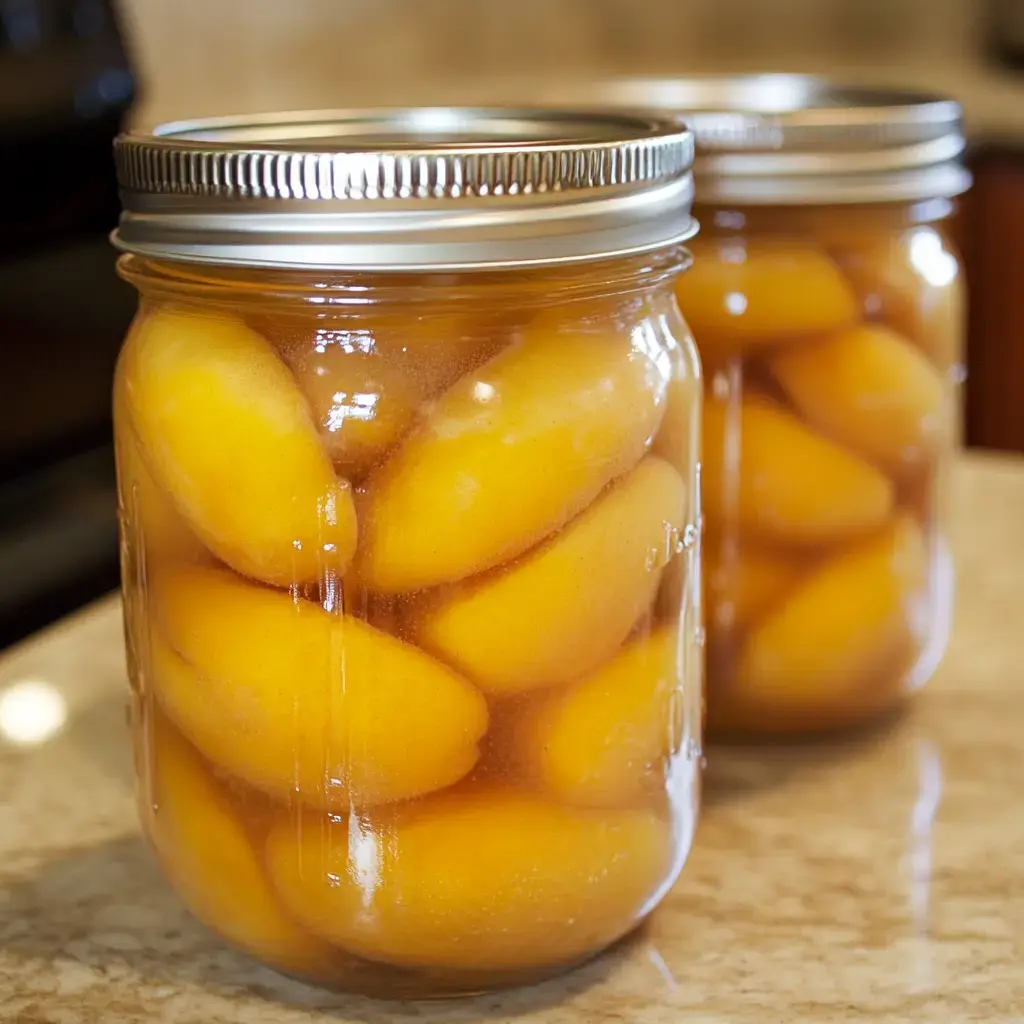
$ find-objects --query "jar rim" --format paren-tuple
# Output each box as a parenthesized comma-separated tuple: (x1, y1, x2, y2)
(530, 75, 971, 205)
(112, 107, 698, 270)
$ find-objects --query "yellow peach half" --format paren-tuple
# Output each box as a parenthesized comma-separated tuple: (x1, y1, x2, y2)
(730, 515, 928, 730)
(770, 323, 948, 475)
(416, 456, 686, 697)
(702, 394, 894, 547)
(509, 627, 685, 807)
(674, 238, 858, 355)
(113, 364, 205, 567)
(353, 313, 668, 592)
(149, 566, 488, 808)
(703, 540, 805, 637)
(118, 306, 357, 586)
(264, 784, 674, 971)
(143, 708, 338, 975)
(114, 427, 207, 568)
(835, 227, 965, 370)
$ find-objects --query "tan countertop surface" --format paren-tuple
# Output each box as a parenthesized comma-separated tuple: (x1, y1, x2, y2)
(1, 451, 1023, 1023)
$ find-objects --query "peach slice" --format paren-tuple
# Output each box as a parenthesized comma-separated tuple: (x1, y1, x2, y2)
(113, 364, 205, 566)
(143, 709, 337, 975)
(703, 540, 804, 636)
(836, 227, 965, 370)
(114, 428, 206, 567)
(118, 306, 357, 586)
(416, 456, 686, 696)
(771, 323, 947, 474)
(354, 312, 668, 592)
(675, 238, 858, 355)
(265, 784, 674, 971)
(149, 566, 488, 808)
(509, 627, 685, 807)
(731, 515, 928, 727)
(702, 394, 894, 547)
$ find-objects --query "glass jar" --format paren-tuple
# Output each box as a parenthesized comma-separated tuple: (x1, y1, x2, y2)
(567, 76, 969, 737)
(111, 110, 703, 996)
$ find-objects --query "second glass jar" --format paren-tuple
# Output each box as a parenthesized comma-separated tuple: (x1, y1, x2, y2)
(678, 199, 962, 735)
(556, 76, 969, 736)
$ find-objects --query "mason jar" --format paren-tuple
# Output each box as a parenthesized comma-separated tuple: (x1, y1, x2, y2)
(562, 76, 969, 737)
(111, 110, 703, 996)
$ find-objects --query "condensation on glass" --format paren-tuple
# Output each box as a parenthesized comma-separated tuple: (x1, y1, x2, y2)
(574, 76, 969, 737)
(110, 110, 704, 996)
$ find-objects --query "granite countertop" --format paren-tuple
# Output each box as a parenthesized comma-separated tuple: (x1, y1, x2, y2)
(1, 451, 1023, 1023)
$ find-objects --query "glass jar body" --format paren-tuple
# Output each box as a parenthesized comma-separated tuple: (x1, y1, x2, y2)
(115, 252, 703, 996)
(675, 201, 963, 737)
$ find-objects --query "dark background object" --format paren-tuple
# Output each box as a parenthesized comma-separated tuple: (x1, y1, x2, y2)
(0, 0, 136, 644)
(959, 145, 1024, 453)
(988, 0, 1024, 69)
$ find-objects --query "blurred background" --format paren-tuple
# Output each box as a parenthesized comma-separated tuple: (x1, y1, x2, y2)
(1, 0, 1022, 647)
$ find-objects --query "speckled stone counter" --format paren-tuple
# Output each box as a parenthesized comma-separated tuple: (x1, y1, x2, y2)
(1, 452, 1022, 1024)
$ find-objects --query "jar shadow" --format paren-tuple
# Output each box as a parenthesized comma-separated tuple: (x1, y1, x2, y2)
(702, 705, 909, 806)
(0, 832, 624, 1021)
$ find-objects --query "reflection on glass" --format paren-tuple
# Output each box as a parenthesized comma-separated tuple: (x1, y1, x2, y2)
(325, 391, 379, 429)
(0, 679, 68, 746)
(908, 230, 958, 289)
(724, 291, 748, 316)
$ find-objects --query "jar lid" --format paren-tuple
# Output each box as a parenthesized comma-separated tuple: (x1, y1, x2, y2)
(112, 108, 696, 270)
(539, 75, 970, 205)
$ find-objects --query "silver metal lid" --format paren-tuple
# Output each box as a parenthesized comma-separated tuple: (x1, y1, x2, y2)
(539, 75, 970, 205)
(112, 108, 696, 270)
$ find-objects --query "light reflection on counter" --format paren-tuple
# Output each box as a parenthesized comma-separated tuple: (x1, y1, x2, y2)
(906, 736, 943, 993)
(0, 678, 68, 746)
(646, 943, 680, 995)
(909, 736, 944, 930)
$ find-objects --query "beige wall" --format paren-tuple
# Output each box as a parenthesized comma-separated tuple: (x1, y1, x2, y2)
(117, 0, 985, 128)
